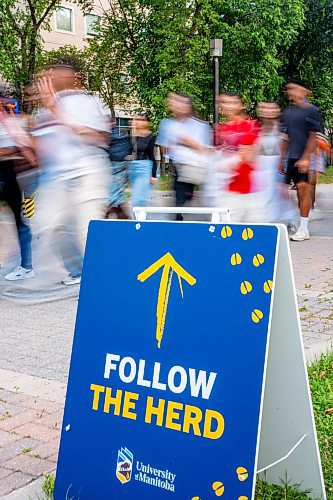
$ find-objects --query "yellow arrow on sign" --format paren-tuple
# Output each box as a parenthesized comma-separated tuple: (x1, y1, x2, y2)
(137, 252, 196, 348)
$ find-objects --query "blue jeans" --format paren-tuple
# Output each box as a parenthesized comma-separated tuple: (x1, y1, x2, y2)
(0, 161, 32, 269)
(129, 160, 152, 207)
(108, 161, 127, 206)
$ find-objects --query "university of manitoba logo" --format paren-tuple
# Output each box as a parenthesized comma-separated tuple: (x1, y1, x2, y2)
(116, 447, 133, 484)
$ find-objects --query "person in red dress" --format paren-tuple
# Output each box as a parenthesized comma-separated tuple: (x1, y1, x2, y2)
(214, 92, 262, 222)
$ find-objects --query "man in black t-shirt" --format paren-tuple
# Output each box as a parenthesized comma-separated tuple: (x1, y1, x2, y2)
(280, 79, 322, 241)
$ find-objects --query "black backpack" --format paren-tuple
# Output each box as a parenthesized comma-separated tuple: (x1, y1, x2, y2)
(109, 130, 132, 162)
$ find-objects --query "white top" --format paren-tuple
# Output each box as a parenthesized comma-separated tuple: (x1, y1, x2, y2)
(0, 121, 17, 149)
(34, 91, 110, 181)
(156, 117, 211, 164)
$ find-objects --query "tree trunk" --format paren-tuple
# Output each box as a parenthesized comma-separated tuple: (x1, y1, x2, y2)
(28, 36, 37, 87)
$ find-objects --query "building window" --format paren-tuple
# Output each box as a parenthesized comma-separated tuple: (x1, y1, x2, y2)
(56, 6, 73, 32)
(85, 14, 100, 36)
(116, 118, 131, 135)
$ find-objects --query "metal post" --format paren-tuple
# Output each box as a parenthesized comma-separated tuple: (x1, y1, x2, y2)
(213, 56, 220, 130)
(210, 39, 223, 145)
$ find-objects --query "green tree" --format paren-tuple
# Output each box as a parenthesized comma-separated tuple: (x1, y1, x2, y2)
(284, 0, 333, 130)
(0, 0, 92, 99)
(85, 31, 130, 115)
(40, 44, 89, 78)
(40, 41, 129, 116)
(89, 0, 305, 123)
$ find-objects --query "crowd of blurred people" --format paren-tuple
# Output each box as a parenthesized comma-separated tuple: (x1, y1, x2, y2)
(0, 58, 331, 286)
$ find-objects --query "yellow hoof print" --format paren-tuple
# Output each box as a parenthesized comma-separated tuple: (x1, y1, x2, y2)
(236, 466, 249, 482)
(252, 309, 263, 323)
(263, 280, 273, 293)
(221, 225, 232, 238)
(231, 253, 242, 266)
(242, 227, 254, 240)
(212, 481, 224, 496)
(253, 254, 264, 267)
(240, 281, 252, 295)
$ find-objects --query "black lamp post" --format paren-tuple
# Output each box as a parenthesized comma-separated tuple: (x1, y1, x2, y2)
(210, 39, 223, 134)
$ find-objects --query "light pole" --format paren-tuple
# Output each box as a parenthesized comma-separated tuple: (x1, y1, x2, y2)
(210, 39, 223, 136)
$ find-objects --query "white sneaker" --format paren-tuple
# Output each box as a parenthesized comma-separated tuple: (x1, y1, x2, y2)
(5, 266, 35, 281)
(290, 227, 310, 241)
(62, 275, 81, 286)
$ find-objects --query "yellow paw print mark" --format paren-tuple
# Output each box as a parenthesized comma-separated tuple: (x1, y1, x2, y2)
(251, 309, 264, 323)
(253, 254, 264, 267)
(240, 281, 252, 295)
(236, 466, 249, 481)
(263, 280, 273, 293)
(221, 225, 232, 238)
(191, 497, 201, 500)
(212, 481, 225, 496)
(238, 497, 249, 500)
(231, 253, 242, 265)
(242, 228, 254, 240)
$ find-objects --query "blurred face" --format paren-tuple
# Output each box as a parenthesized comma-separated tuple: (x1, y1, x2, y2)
(133, 116, 149, 130)
(218, 94, 245, 119)
(256, 102, 280, 120)
(285, 83, 308, 103)
(49, 66, 76, 92)
(167, 93, 192, 118)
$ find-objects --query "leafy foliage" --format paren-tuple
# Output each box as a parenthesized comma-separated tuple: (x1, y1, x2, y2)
(0, 0, 92, 98)
(284, 0, 333, 131)
(86, 0, 305, 123)
(0, 0, 332, 131)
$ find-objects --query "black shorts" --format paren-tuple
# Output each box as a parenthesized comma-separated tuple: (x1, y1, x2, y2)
(285, 158, 308, 185)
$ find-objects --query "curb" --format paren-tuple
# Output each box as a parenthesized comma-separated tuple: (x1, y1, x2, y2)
(2, 475, 48, 500)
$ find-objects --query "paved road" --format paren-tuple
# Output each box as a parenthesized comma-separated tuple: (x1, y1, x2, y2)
(0, 185, 332, 385)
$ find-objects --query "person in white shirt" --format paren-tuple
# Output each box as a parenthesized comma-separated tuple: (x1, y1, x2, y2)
(156, 92, 211, 220)
(34, 60, 110, 285)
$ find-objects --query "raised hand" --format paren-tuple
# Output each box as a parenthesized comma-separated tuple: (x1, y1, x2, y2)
(36, 76, 59, 113)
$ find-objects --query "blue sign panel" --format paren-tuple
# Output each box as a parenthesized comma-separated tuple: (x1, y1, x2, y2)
(55, 221, 279, 500)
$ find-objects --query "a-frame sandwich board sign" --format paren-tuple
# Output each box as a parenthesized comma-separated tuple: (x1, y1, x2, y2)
(55, 221, 326, 500)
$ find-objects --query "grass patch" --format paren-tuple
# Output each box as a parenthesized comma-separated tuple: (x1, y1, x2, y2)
(21, 447, 32, 454)
(308, 351, 333, 497)
(43, 473, 55, 500)
(255, 475, 313, 498)
(318, 166, 333, 184)
(156, 174, 173, 191)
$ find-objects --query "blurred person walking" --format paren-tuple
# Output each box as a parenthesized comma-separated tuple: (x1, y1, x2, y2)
(309, 132, 331, 218)
(129, 114, 157, 209)
(214, 92, 261, 222)
(0, 102, 36, 281)
(156, 92, 211, 220)
(34, 60, 110, 285)
(105, 118, 131, 219)
(255, 101, 297, 223)
(280, 79, 322, 241)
